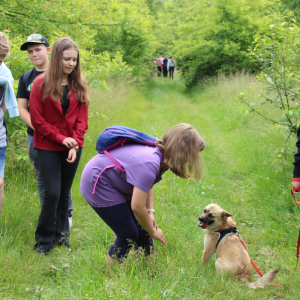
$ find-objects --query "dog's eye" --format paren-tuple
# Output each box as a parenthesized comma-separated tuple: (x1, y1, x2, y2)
(208, 213, 213, 217)
(203, 209, 207, 213)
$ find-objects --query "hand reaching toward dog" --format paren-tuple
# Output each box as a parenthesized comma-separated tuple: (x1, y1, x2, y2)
(151, 228, 167, 245)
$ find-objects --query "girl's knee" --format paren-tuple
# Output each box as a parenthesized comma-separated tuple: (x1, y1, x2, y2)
(44, 190, 60, 202)
(126, 227, 139, 243)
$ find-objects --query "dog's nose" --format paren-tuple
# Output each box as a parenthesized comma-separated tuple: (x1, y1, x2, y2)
(199, 216, 204, 221)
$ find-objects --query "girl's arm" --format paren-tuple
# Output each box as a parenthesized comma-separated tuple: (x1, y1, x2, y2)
(146, 187, 157, 228)
(30, 79, 66, 145)
(131, 186, 167, 245)
(72, 102, 88, 148)
(18, 98, 34, 129)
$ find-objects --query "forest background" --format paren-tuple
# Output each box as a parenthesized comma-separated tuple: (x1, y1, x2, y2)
(1, 0, 300, 299)
(2, 0, 300, 137)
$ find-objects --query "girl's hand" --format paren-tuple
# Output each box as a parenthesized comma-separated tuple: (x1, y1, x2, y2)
(62, 137, 78, 148)
(292, 179, 300, 190)
(151, 228, 167, 245)
(148, 212, 157, 228)
(67, 147, 77, 164)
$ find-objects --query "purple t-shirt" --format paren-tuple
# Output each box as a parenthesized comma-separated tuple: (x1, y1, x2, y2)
(80, 144, 166, 208)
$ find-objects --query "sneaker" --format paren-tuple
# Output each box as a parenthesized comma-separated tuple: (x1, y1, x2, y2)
(68, 217, 72, 229)
(34, 246, 50, 255)
(36, 249, 49, 255)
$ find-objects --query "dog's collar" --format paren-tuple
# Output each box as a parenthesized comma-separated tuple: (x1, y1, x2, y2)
(211, 227, 237, 248)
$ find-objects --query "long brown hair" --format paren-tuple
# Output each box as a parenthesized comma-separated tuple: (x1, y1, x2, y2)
(156, 123, 205, 181)
(42, 37, 89, 105)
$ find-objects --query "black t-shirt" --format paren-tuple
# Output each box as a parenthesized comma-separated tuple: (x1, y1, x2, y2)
(61, 85, 70, 116)
(17, 68, 44, 136)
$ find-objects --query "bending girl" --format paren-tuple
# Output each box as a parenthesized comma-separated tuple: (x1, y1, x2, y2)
(30, 37, 89, 254)
(80, 123, 205, 261)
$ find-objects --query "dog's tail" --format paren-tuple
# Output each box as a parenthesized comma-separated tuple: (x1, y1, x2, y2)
(247, 269, 279, 289)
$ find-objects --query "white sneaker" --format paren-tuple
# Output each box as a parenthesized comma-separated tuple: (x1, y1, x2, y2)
(68, 217, 72, 230)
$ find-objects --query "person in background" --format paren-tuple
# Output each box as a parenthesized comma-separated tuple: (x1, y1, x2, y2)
(0, 32, 19, 216)
(17, 34, 74, 231)
(30, 37, 89, 254)
(167, 56, 175, 80)
(80, 123, 205, 262)
(152, 59, 157, 78)
(162, 56, 168, 78)
(292, 126, 300, 191)
(157, 57, 162, 77)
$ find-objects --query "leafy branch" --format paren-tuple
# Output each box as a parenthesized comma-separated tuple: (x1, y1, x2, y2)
(240, 14, 300, 140)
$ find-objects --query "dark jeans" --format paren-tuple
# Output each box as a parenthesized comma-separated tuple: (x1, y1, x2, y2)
(157, 66, 162, 77)
(91, 200, 154, 259)
(27, 134, 73, 227)
(34, 148, 82, 252)
(169, 66, 175, 79)
(163, 66, 168, 78)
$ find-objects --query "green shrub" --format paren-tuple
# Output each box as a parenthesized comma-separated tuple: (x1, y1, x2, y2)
(240, 14, 300, 140)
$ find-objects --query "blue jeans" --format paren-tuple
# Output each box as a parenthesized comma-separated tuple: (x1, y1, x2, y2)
(27, 134, 73, 217)
(91, 200, 154, 259)
(0, 146, 6, 178)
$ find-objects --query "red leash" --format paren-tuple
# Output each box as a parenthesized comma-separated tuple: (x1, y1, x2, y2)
(236, 182, 300, 285)
(237, 231, 299, 285)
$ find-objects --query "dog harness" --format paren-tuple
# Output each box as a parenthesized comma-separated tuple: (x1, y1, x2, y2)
(211, 227, 237, 248)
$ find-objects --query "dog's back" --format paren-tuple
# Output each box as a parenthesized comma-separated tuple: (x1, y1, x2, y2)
(215, 233, 252, 280)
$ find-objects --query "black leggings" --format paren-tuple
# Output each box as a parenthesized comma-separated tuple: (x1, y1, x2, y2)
(34, 148, 82, 252)
(92, 200, 154, 259)
(163, 66, 168, 77)
(169, 66, 175, 79)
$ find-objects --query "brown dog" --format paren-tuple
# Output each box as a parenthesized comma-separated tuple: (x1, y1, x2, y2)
(198, 203, 279, 288)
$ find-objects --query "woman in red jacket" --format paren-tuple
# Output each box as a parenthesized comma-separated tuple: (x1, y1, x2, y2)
(30, 37, 89, 254)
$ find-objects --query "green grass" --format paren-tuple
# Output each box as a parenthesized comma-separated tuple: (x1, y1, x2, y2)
(0, 74, 299, 299)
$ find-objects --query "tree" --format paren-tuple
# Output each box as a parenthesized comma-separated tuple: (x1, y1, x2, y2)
(279, 0, 300, 22)
(239, 14, 300, 140)
(1, 0, 160, 83)
(173, 0, 274, 86)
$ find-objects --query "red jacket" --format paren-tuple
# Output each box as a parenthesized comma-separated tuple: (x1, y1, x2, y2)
(30, 75, 88, 151)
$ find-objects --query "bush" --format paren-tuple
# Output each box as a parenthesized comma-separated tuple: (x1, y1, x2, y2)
(239, 14, 300, 140)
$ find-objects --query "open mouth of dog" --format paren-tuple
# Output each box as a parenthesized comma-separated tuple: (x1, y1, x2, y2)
(198, 219, 214, 229)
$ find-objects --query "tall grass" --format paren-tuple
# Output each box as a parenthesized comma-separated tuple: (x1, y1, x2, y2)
(0, 74, 299, 299)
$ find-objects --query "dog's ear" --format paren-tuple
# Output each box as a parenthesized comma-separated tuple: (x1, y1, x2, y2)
(221, 210, 232, 219)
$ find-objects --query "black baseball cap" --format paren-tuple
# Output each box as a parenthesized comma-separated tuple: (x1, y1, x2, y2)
(20, 34, 49, 51)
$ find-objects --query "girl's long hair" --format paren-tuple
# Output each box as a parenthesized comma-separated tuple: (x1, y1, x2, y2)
(156, 123, 205, 181)
(42, 37, 89, 105)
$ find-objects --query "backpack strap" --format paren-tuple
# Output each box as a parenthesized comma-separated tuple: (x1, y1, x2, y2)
(92, 150, 125, 195)
(103, 150, 125, 172)
(92, 149, 164, 196)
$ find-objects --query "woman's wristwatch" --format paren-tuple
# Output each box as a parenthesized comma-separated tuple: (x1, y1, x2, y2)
(73, 145, 79, 152)
(147, 208, 155, 214)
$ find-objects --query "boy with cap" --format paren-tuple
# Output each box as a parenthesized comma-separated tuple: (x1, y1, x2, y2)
(17, 34, 74, 231)
(0, 32, 19, 216)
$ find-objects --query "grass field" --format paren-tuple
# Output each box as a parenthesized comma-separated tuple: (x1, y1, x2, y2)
(1, 73, 299, 299)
